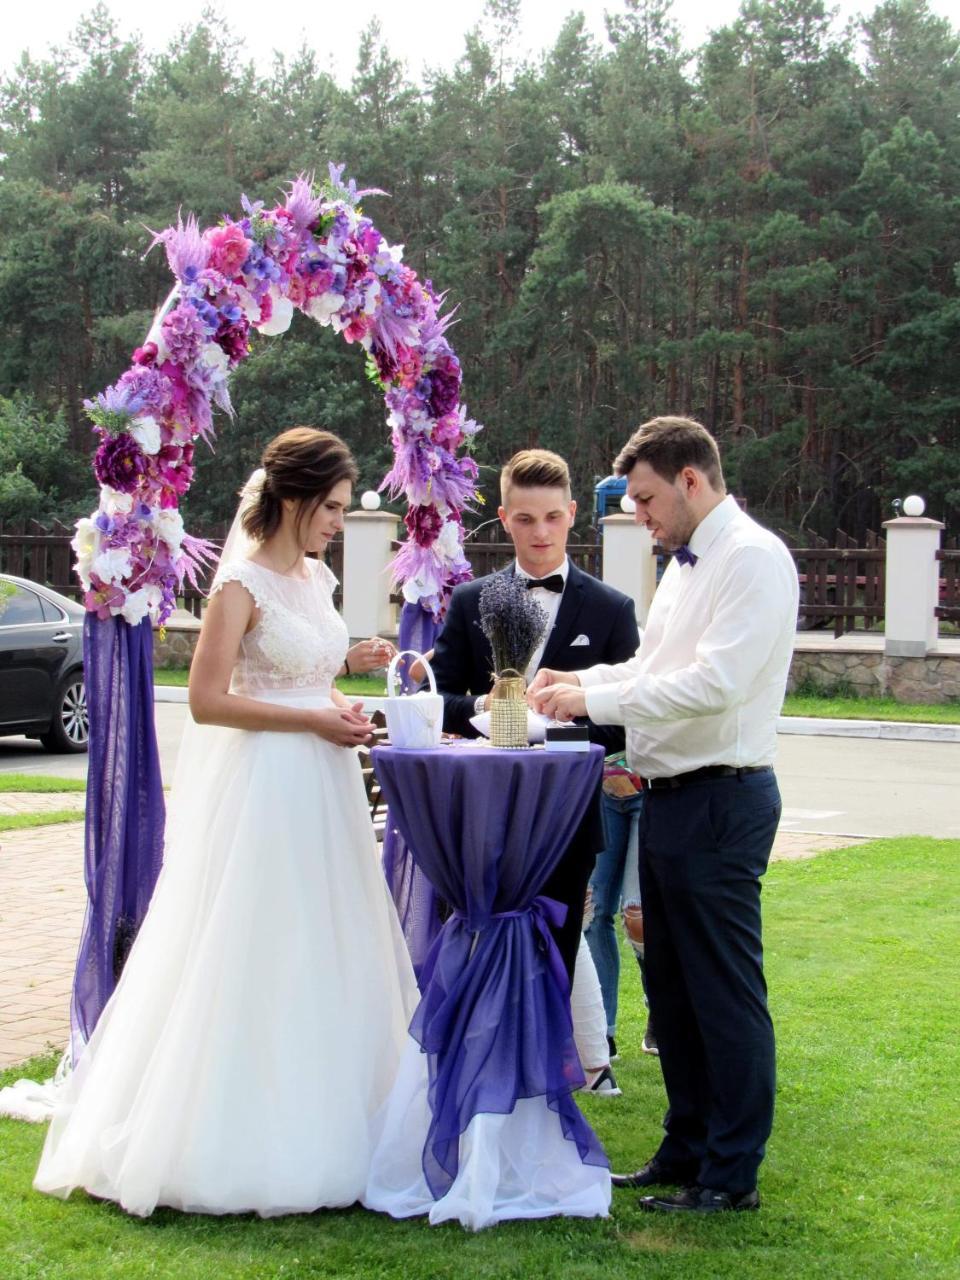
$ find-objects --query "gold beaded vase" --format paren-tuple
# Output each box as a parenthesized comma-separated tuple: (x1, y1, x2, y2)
(489, 668, 528, 749)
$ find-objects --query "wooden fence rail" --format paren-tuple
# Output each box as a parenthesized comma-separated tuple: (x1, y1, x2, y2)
(935, 548, 960, 622)
(2, 521, 952, 639)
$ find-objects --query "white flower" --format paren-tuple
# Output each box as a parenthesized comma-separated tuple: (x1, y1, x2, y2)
(435, 519, 463, 560)
(235, 285, 262, 322)
(129, 414, 162, 455)
(120, 588, 152, 626)
(92, 546, 134, 585)
(100, 486, 133, 515)
(155, 509, 185, 555)
(374, 242, 403, 273)
(201, 341, 230, 376)
(72, 518, 100, 590)
(306, 292, 343, 326)
(257, 292, 294, 336)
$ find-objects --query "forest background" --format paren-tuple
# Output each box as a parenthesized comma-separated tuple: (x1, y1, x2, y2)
(1, 0, 958, 540)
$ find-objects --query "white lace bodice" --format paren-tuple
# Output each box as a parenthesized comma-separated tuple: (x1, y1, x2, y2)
(210, 558, 348, 696)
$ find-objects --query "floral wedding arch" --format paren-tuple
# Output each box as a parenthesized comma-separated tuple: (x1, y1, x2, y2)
(70, 168, 481, 1053)
(74, 165, 480, 627)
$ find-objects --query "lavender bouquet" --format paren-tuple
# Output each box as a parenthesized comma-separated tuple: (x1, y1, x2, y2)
(479, 574, 549, 677)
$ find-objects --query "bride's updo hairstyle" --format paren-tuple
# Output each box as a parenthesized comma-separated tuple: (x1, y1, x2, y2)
(242, 427, 359, 544)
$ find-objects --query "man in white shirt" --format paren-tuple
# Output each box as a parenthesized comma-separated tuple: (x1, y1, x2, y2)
(531, 417, 798, 1214)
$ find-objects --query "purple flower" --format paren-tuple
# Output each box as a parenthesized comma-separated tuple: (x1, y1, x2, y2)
(404, 504, 445, 547)
(162, 303, 207, 365)
(93, 434, 147, 493)
(426, 359, 461, 418)
(284, 173, 324, 230)
(326, 162, 388, 206)
(216, 315, 250, 364)
(114, 364, 171, 417)
(146, 211, 210, 283)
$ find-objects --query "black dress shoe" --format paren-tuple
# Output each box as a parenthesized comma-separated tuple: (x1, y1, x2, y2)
(610, 1157, 699, 1189)
(639, 1184, 760, 1213)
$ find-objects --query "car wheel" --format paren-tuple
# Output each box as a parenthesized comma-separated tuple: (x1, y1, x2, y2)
(40, 671, 89, 754)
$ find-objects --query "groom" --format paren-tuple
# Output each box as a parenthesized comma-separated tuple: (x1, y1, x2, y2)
(430, 448, 640, 978)
(532, 418, 799, 1213)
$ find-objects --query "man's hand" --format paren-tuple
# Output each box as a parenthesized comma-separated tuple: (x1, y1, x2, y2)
(533, 683, 588, 722)
(526, 668, 581, 700)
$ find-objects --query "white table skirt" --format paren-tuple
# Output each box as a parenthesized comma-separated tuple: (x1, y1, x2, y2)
(364, 1036, 611, 1231)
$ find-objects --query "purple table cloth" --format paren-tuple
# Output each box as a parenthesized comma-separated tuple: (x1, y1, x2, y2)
(372, 740, 608, 1200)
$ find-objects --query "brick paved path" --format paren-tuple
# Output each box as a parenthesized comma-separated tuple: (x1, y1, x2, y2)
(0, 821, 86, 1068)
(0, 812, 865, 1071)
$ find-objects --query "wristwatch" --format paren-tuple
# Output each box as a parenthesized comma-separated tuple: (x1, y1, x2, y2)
(474, 694, 487, 716)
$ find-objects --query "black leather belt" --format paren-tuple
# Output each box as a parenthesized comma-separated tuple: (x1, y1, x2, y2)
(643, 765, 773, 791)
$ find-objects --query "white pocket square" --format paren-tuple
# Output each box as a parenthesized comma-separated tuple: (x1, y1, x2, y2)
(570, 634, 590, 646)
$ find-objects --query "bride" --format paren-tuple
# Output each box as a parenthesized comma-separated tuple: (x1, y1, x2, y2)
(34, 426, 418, 1217)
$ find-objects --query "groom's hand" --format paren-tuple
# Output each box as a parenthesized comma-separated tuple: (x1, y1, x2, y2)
(533, 682, 588, 722)
(526, 668, 580, 701)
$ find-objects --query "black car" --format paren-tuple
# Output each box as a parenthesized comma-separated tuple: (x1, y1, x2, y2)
(0, 573, 88, 753)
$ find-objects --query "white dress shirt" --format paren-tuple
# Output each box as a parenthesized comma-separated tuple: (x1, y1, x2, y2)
(580, 497, 798, 778)
(514, 557, 569, 683)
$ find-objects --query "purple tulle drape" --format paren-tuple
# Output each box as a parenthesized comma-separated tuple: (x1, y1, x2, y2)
(381, 600, 445, 981)
(372, 741, 609, 1200)
(395, 600, 440, 691)
(71, 615, 166, 1062)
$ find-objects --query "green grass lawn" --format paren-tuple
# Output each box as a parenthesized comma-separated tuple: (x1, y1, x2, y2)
(781, 693, 960, 723)
(0, 775, 86, 793)
(1, 837, 957, 1279)
(0, 810, 82, 833)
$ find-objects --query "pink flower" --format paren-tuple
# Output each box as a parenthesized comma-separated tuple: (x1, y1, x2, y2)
(432, 412, 463, 448)
(343, 314, 371, 344)
(205, 223, 250, 278)
(286, 274, 307, 307)
(84, 580, 125, 620)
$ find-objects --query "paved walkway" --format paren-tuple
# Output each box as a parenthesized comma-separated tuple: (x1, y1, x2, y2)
(0, 814, 865, 1070)
(0, 822, 86, 1068)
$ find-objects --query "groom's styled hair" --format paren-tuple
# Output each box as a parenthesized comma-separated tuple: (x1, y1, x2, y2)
(614, 417, 725, 492)
(500, 449, 572, 507)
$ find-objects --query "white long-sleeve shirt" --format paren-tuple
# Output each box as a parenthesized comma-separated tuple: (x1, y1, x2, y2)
(580, 496, 798, 779)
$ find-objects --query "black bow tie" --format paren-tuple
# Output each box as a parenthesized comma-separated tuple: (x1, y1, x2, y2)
(674, 545, 698, 567)
(525, 574, 564, 594)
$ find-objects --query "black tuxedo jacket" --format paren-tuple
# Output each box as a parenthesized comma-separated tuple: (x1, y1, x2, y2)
(431, 563, 641, 754)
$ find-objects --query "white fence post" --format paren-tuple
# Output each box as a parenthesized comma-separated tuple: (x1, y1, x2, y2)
(601, 514, 657, 626)
(342, 511, 400, 640)
(882, 514, 944, 656)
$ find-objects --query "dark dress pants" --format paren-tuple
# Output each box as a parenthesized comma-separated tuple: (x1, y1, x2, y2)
(638, 769, 782, 1193)
(540, 786, 605, 984)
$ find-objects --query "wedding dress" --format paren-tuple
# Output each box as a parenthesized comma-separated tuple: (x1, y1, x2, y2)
(34, 556, 418, 1217)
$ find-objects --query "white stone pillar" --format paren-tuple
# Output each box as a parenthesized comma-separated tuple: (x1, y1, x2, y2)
(601, 514, 657, 626)
(882, 515, 944, 656)
(342, 510, 400, 641)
